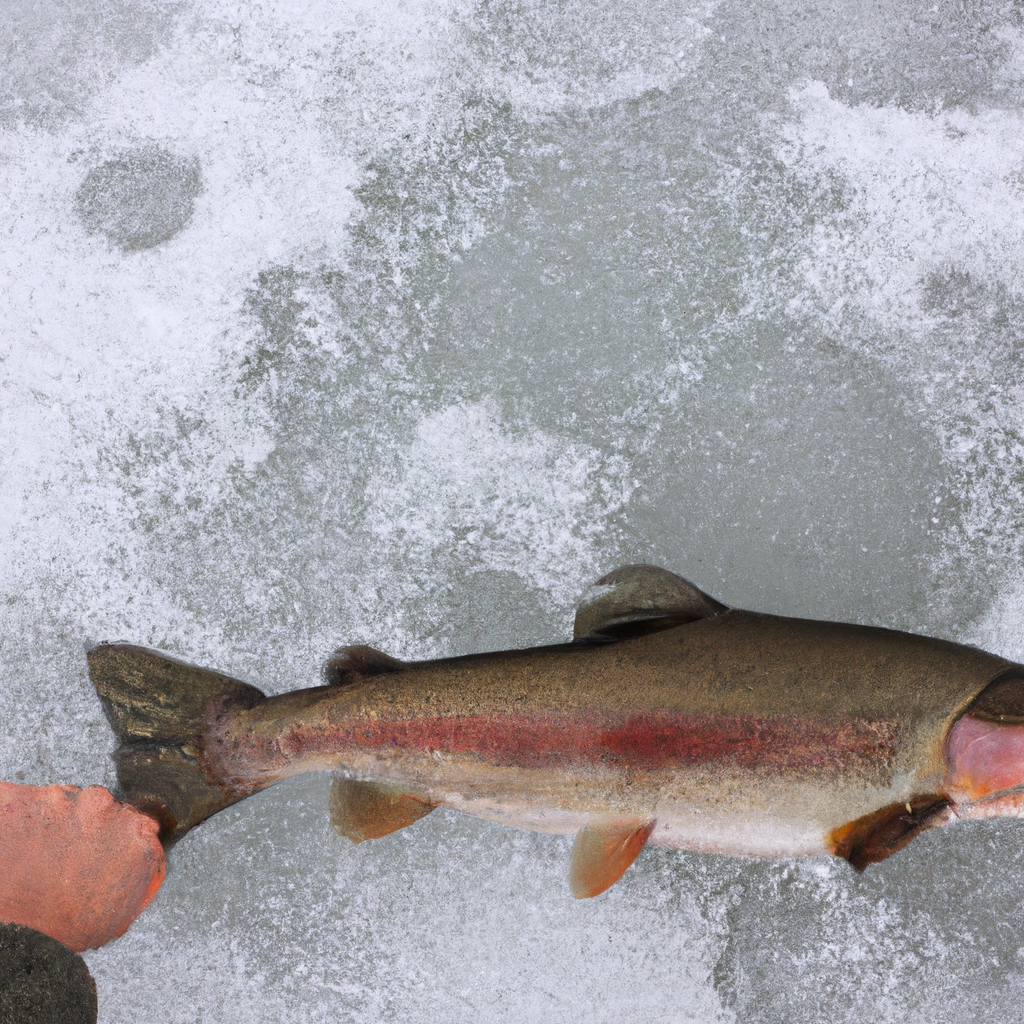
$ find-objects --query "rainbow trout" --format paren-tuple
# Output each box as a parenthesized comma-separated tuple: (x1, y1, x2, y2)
(89, 565, 1024, 898)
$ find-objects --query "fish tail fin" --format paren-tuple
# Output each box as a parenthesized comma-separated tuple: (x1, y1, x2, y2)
(87, 643, 266, 848)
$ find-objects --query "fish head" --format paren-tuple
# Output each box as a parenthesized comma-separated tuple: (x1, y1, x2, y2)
(946, 669, 1024, 804)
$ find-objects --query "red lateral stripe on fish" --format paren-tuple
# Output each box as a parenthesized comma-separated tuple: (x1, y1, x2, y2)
(266, 711, 901, 774)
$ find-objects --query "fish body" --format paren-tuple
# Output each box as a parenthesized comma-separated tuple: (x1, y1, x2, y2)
(89, 566, 1024, 897)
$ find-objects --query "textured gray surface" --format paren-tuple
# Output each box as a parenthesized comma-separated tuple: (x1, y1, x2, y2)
(75, 146, 202, 251)
(3, 0, 1024, 1020)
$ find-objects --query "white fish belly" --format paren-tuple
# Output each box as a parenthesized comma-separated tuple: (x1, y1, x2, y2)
(409, 765, 913, 860)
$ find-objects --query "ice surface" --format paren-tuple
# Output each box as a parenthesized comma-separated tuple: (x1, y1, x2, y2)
(5, 0, 1024, 1020)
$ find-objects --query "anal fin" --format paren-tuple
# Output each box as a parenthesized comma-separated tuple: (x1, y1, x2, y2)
(828, 795, 951, 871)
(568, 819, 656, 898)
(330, 778, 436, 844)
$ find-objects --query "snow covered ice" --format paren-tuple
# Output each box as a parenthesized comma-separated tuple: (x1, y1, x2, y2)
(4, 0, 1024, 1020)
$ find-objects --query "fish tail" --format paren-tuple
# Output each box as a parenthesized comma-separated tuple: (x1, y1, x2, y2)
(87, 643, 266, 848)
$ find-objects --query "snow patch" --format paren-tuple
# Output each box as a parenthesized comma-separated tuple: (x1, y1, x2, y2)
(366, 401, 634, 606)
(779, 81, 1024, 328)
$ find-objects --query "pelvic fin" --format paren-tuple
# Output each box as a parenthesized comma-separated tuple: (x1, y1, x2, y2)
(568, 819, 656, 898)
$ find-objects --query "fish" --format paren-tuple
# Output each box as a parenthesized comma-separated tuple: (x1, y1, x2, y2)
(88, 564, 1024, 899)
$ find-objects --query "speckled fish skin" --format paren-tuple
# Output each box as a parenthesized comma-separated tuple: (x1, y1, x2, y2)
(198, 609, 1016, 859)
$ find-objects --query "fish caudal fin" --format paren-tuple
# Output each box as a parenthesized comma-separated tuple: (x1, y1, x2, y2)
(87, 643, 266, 847)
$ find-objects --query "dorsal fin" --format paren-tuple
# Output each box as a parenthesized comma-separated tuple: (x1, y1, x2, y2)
(329, 778, 436, 843)
(573, 565, 727, 641)
(568, 819, 657, 898)
(324, 645, 404, 687)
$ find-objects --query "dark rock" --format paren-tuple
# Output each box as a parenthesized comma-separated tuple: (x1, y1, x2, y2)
(0, 922, 97, 1024)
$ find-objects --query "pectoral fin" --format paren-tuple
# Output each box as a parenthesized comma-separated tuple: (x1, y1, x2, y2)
(329, 778, 436, 844)
(568, 819, 657, 898)
(828, 795, 951, 871)
(574, 565, 726, 641)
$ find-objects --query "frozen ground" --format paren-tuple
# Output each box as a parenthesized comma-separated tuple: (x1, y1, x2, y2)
(4, 0, 1024, 1020)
